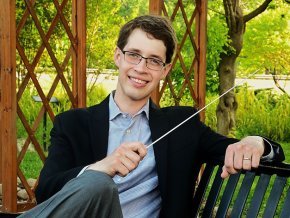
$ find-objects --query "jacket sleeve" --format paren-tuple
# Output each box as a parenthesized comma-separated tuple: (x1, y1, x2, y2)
(261, 137, 285, 162)
(195, 112, 285, 163)
(35, 115, 85, 204)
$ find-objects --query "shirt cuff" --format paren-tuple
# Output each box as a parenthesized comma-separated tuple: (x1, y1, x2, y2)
(77, 165, 90, 177)
(260, 137, 274, 161)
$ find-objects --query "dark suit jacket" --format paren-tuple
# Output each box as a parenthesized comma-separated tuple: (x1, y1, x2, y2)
(35, 95, 284, 218)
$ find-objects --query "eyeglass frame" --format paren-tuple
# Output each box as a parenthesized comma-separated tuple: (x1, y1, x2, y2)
(119, 49, 166, 71)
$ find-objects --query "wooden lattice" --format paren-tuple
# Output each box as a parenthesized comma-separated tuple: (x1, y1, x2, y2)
(150, 0, 207, 120)
(1, 0, 85, 212)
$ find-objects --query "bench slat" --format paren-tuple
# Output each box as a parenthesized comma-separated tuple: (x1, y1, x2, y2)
(246, 174, 271, 217)
(216, 172, 241, 217)
(192, 163, 215, 215)
(194, 160, 290, 217)
(263, 176, 287, 218)
(231, 172, 255, 217)
(280, 186, 290, 218)
(202, 166, 224, 218)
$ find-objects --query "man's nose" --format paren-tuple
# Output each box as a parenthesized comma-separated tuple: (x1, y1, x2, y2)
(134, 58, 147, 71)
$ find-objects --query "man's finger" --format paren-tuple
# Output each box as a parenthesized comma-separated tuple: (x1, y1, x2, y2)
(242, 154, 252, 170)
(221, 166, 230, 179)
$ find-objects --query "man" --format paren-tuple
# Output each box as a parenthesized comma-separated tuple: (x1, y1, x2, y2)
(20, 15, 284, 218)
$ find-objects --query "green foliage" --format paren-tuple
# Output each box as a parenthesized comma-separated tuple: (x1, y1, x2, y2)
(206, 9, 229, 93)
(282, 142, 290, 162)
(16, 0, 71, 65)
(161, 86, 290, 142)
(17, 85, 62, 148)
(160, 88, 195, 107)
(87, 84, 109, 106)
(86, 0, 123, 69)
(86, 0, 148, 69)
(204, 94, 219, 131)
(238, 1, 290, 75)
(203, 86, 290, 142)
(235, 86, 290, 141)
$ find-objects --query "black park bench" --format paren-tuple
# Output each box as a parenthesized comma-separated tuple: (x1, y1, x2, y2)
(192, 159, 290, 217)
(1, 160, 290, 218)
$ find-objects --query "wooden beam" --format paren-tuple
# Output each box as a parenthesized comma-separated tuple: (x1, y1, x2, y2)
(149, 0, 163, 15)
(72, 0, 87, 108)
(194, 0, 207, 122)
(198, 0, 207, 122)
(0, 0, 18, 212)
(149, 0, 163, 106)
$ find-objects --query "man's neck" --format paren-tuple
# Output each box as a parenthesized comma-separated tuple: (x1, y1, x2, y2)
(113, 91, 148, 115)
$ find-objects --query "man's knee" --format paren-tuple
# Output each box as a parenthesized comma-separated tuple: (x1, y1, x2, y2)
(77, 170, 118, 200)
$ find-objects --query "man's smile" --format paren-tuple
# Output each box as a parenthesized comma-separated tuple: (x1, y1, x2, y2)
(129, 76, 149, 85)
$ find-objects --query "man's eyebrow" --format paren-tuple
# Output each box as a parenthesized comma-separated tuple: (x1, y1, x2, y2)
(125, 48, 141, 53)
(149, 54, 164, 61)
(126, 48, 164, 61)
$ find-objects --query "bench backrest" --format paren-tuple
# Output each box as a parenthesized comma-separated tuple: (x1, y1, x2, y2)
(192, 160, 290, 217)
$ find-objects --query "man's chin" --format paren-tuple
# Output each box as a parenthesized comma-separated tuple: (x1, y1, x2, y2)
(127, 92, 150, 102)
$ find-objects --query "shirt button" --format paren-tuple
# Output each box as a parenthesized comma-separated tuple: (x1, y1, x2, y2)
(126, 129, 131, 134)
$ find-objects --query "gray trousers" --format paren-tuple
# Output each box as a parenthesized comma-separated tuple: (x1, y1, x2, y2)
(19, 170, 123, 218)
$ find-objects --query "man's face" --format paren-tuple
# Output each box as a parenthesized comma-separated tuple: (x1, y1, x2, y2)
(114, 28, 171, 104)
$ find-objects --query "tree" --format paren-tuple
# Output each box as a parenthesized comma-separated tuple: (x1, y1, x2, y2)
(239, 2, 290, 74)
(86, 0, 148, 70)
(216, 0, 277, 136)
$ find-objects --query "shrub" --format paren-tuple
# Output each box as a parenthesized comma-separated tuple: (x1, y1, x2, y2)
(235, 86, 290, 141)
(87, 84, 108, 106)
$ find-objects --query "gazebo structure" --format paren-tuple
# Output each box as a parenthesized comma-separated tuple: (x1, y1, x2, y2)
(0, 0, 207, 214)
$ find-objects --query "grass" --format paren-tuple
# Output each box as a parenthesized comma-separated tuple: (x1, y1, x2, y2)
(19, 151, 44, 179)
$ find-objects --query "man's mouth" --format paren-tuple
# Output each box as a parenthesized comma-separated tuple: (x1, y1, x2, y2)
(129, 76, 148, 85)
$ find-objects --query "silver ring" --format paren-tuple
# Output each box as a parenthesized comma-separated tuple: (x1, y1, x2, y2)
(243, 157, 251, 161)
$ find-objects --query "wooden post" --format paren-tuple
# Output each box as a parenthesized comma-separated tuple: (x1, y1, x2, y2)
(149, 0, 163, 106)
(0, 0, 18, 212)
(72, 0, 87, 108)
(149, 0, 163, 15)
(194, 0, 207, 122)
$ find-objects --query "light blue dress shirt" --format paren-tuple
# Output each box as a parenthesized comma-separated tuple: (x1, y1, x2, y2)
(107, 93, 161, 218)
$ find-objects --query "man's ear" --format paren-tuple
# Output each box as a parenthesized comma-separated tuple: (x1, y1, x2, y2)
(114, 47, 121, 67)
(161, 63, 172, 80)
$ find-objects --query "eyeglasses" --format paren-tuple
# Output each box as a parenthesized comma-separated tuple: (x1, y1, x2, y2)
(120, 50, 166, 71)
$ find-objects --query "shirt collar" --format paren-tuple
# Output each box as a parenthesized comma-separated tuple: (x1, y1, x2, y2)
(109, 91, 150, 121)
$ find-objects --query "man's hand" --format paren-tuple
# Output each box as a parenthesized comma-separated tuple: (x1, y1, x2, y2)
(221, 136, 264, 179)
(87, 142, 147, 177)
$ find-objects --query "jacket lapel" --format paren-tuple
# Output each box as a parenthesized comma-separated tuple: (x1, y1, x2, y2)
(88, 96, 110, 161)
(149, 102, 169, 201)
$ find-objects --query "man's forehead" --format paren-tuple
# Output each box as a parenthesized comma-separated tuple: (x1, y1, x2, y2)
(125, 29, 166, 58)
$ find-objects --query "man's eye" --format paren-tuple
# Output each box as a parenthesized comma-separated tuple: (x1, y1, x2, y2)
(128, 53, 140, 59)
(149, 58, 162, 66)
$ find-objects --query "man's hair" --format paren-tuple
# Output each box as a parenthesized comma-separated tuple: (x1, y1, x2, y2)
(117, 15, 177, 64)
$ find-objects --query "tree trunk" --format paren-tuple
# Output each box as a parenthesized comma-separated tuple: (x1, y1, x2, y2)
(216, 55, 239, 135)
(216, 0, 273, 136)
(217, 0, 244, 135)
